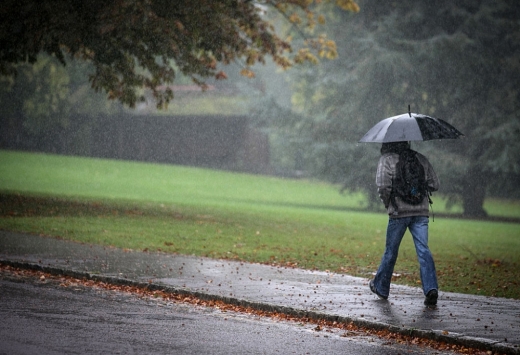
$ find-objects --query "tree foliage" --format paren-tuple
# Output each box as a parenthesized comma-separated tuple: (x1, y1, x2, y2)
(0, 0, 358, 108)
(0, 54, 123, 155)
(262, 0, 520, 216)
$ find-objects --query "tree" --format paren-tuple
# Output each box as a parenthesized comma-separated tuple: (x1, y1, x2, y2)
(0, 54, 123, 154)
(358, 0, 520, 217)
(270, 0, 520, 216)
(0, 0, 358, 108)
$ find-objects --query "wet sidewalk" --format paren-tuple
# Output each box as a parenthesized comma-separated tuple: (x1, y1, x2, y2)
(1, 231, 519, 354)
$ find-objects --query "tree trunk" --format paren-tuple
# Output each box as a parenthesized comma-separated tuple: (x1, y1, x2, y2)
(462, 166, 488, 217)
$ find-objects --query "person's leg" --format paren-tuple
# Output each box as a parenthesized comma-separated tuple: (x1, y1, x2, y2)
(408, 216, 438, 296)
(372, 217, 408, 297)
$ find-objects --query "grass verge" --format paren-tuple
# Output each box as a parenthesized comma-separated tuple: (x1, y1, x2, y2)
(1, 150, 519, 299)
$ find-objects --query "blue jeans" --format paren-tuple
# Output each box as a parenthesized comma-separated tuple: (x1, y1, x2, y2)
(373, 216, 438, 297)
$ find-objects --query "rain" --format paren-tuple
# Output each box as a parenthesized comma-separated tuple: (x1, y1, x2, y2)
(2, 3, 518, 216)
(1, 1, 519, 354)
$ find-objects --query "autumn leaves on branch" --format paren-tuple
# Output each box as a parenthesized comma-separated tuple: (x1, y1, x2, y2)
(0, 0, 358, 108)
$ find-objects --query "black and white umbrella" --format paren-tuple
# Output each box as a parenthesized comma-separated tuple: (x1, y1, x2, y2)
(359, 111, 464, 143)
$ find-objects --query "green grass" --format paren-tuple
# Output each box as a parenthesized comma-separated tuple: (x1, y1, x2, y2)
(1, 150, 519, 299)
(0, 150, 365, 210)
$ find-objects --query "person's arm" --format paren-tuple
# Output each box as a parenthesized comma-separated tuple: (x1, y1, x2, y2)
(418, 154, 440, 192)
(426, 162, 440, 192)
(376, 154, 394, 208)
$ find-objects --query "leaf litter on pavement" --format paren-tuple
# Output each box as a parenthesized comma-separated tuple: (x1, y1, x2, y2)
(0, 263, 505, 355)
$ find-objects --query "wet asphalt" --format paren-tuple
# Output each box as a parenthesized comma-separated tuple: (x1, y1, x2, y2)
(2, 278, 463, 355)
(1, 230, 519, 354)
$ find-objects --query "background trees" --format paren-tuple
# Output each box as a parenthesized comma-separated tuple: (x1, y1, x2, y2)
(0, 0, 358, 108)
(258, 0, 520, 216)
(0, 55, 121, 154)
(1, 0, 518, 217)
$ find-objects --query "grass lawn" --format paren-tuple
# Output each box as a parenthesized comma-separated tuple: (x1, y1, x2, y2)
(1, 150, 519, 299)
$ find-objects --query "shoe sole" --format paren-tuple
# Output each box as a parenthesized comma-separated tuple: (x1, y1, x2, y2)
(369, 280, 388, 300)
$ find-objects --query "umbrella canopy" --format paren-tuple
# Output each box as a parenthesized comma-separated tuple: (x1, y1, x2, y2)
(359, 113, 464, 143)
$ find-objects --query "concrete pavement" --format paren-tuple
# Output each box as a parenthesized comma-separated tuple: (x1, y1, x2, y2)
(1, 230, 519, 354)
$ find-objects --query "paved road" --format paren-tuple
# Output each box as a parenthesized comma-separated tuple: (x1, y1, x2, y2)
(0, 277, 460, 355)
(1, 231, 519, 354)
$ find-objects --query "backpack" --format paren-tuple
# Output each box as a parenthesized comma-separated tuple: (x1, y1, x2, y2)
(390, 149, 432, 210)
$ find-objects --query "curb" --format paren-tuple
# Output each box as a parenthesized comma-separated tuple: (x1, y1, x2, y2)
(2, 259, 518, 355)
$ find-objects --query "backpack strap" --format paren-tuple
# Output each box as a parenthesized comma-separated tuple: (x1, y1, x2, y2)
(390, 187, 398, 212)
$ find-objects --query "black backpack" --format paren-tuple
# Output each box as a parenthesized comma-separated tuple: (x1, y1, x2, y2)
(390, 149, 432, 210)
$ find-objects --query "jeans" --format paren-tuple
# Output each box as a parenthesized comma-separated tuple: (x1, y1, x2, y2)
(373, 216, 438, 297)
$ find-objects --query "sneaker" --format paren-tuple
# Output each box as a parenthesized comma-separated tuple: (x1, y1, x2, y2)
(369, 279, 388, 300)
(424, 289, 438, 306)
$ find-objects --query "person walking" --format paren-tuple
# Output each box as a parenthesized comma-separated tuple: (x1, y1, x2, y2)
(369, 141, 440, 306)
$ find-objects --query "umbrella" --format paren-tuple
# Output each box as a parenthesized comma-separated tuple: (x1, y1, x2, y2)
(359, 111, 464, 143)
